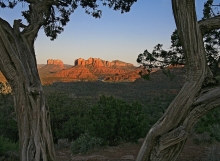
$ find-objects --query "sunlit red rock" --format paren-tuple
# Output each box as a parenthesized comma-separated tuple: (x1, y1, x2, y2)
(52, 65, 97, 80)
(43, 59, 66, 73)
(40, 58, 151, 84)
(74, 58, 134, 68)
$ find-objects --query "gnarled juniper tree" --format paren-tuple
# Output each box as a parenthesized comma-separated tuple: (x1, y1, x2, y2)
(0, 0, 136, 160)
(136, 0, 220, 160)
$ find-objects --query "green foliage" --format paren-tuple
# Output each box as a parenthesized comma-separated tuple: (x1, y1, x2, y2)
(143, 96, 172, 130)
(140, 74, 151, 81)
(0, 83, 18, 142)
(215, 75, 220, 81)
(1, 0, 137, 40)
(162, 69, 175, 81)
(194, 107, 220, 143)
(88, 95, 147, 146)
(137, 45, 168, 71)
(47, 92, 92, 143)
(137, 0, 220, 77)
(71, 133, 103, 154)
(48, 93, 148, 146)
(0, 135, 18, 157)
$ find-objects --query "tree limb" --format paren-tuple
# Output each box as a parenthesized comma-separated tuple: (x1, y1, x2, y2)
(198, 15, 220, 35)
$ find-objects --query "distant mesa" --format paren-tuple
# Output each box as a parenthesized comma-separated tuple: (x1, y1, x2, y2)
(47, 59, 64, 66)
(0, 57, 184, 84)
(23, 57, 152, 84)
(74, 57, 134, 68)
(43, 59, 66, 73)
(44, 57, 146, 83)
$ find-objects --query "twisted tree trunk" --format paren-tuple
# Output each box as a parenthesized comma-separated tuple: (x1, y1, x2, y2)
(0, 18, 56, 161)
(136, 0, 220, 160)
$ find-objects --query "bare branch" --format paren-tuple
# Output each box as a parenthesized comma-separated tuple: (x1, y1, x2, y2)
(183, 86, 220, 130)
(198, 15, 220, 35)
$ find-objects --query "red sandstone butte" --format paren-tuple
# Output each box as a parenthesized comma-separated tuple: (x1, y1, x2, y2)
(43, 59, 65, 73)
(72, 57, 143, 82)
(42, 57, 148, 83)
(74, 57, 133, 68)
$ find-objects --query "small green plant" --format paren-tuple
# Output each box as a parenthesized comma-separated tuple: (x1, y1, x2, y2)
(71, 133, 103, 154)
(0, 86, 18, 143)
(215, 75, 220, 82)
(141, 74, 151, 81)
(193, 107, 220, 143)
(0, 135, 18, 158)
(162, 69, 175, 81)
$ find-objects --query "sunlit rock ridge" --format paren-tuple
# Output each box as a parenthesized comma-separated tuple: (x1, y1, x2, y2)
(74, 57, 134, 68)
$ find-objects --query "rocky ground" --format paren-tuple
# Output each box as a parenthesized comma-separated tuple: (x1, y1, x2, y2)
(55, 138, 219, 161)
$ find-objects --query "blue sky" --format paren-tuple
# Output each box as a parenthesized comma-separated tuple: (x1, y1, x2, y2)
(0, 0, 217, 66)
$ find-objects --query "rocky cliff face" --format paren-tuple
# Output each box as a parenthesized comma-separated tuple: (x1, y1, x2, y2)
(40, 59, 66, 74)
(38, 58, 150, 84)
(0, 58, 151, 84)
(47, 57, 144, 83)
(47, 59, 64, 65)
(53, 65, 97, 80)
(74, 58, 133, 68)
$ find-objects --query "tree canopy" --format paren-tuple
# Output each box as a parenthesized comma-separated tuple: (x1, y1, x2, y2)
(137, 0, 220, 76)
(0, 0, 137, 40)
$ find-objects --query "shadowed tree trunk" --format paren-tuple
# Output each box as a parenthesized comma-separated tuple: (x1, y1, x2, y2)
(136, 0, 220, 160)
(0, 17, 56, 161)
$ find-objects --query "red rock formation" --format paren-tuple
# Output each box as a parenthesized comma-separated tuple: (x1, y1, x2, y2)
(43, 59, 65, 73)
(39, 58, 150, 83)
(71, 57, 146, 82)
(102, 69, 145, 82)
(0, 72, 6, 82)
(52, 65, 97, 80)
(74, 58, 134, 68)
(47, 59, 64, 65)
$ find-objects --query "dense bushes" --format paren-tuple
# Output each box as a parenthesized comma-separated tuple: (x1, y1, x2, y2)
(0, 135, 18, 158)
(1, 80, 220, 155)
(47, 93, 148, 146)
(193, 107, 220, 143)
(47, 92, 92, 144)
(0, 92, 18, 143)
(71, 133, 103, 154)
(0, 83, 18, 159)
(89, 95, 147, 145)
(0, 83, 18, 143)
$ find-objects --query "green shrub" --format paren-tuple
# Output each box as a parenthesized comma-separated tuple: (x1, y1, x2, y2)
(162, 69, 175, 81)
(141, 74, 151, 80)
(88, 95, 147, 146)
(48, 93, 148, 146)
(0, 135, 18, 157)
(47, 92, 92, 143)
(194, 107, 220, 143)
(215, 75, 220, 82)
(71, 133, 103, 154)
(0, 86, 18, 142)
